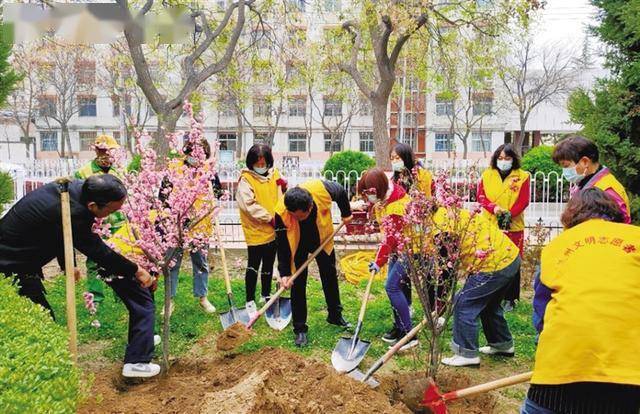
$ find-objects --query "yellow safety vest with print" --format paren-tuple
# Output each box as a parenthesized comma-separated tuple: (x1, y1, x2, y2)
(374, 194, 411, 226)
(239, 168, 282, 246)
(592, 172, 630, 217)
(481, 168, 529, 232)
(168, 159, 215, 237)
(432, 207, 519, 273)
(533, 219, 640, 386)
(417, 168, 433, 199)
(274, 179, 334, 272)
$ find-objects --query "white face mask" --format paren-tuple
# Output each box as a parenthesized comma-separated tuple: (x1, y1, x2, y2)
(496, 160, 513, 172)
(253, 166, 268, 175)
(391, 160, 405, 172)
(367, 194, 378, 203)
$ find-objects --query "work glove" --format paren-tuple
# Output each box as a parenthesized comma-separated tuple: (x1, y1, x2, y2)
(369, 262, 381, 274)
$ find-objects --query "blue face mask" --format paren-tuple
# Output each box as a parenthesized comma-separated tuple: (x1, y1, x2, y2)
(562, 165, 585, 184)
(253, 166, 268, 175)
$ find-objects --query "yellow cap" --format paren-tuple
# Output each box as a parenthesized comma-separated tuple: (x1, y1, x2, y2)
(94, 134, 120, 150)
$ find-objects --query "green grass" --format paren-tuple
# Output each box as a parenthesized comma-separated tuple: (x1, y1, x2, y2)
(45, 263, 537, 373)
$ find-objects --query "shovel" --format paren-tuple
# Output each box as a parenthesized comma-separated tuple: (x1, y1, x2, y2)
(331, 267, 376, 373)
(422, 371, 533, 414)
(58, 178, 78, 365)
(348, 318, 428, 388)
(264, 280, 291, 330)
(215, 217, 249, 329)
(245, 222, 345, 330)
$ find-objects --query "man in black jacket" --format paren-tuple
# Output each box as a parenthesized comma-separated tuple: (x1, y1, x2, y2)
(0, 174, 160, 378)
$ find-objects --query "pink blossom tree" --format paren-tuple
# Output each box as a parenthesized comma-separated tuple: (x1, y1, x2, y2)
(100, 101, 219, 371)
(379, 169, 513, 379)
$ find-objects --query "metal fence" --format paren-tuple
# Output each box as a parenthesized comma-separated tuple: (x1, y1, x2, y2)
(5, 159, 568, 242)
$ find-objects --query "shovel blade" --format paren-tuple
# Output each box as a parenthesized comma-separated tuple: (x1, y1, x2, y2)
(219, 307, 250, 330)
(422, 380, 447, 414)
(265, 297, 291, 331)
(331, 336, 371, 373)
(346, 369, 380, 388)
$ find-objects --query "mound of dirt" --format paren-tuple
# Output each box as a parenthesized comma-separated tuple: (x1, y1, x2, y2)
(215, 322, 253, 351)
(80, 347, 410, 414)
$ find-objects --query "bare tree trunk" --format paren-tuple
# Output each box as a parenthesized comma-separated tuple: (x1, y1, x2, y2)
(372, 99, 390, 169)
(235, 112, 244, 159)
(156, 112, 179, 157)
(462, 136, 469, 159)
(517, 118, 526, 155)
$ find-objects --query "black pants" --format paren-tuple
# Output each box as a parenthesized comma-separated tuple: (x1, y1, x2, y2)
(291, 249, 343, 334)
(10, 271, 154, 364)
(245, 241, 276, 302)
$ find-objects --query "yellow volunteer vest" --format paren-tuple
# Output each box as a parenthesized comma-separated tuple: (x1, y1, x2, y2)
(168, 159, 214, 237)
(374, 194, 411, 225)
(432, 207, 519, 273)
(533, 220, 640, 386)
(274, 179, 334, 272)
(239, 169, 282, 246)
(481, 168, 529, 232)
(109, 221, 143, 258)
(417, 168, 433, 198)
(593, 172, 630, 217)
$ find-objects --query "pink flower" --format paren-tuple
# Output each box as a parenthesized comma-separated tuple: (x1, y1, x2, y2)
(474, 249, 489, 260)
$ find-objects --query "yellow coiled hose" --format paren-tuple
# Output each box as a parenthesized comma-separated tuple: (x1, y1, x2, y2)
(340, 251, 387, 284)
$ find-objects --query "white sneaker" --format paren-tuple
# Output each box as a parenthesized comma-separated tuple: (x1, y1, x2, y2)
(441, 355, 480, 367)
(479, 345, 514, 357)
(199, 297, 216, 314)
(259, 296, 270, 305)
(160, 301, 175, 318)
(154, 335, 161, 346)
(397, 338, 419, 352)
(436, 317, 446, 330)
(245, 300, 258, 318)
(409, 307, 415, 318)
(122, 362, 161, 378)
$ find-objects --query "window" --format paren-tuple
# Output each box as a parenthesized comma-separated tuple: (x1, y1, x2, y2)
(289, 97, 306, 117)
(435, 96, 454, 116)
(219, 98, 235, 117)
(254, 132, 269, 144)
(79, 95, 97, 117)
(218, 133, 237, 151)
(323, 97, 342, 117)
(401, 129, 416, 150)
(403, 113, 417, 127)
(288, 0, 305, 11)
(407, 77, 420, 91)
(40, 131, 58, 151)
(112, 95, 132, 117)
(38, 96, 56, 117)
(435, 133, 453, 152)
(79, 131, 97, 151)
(253, 98, 272, 118)
(471, 132, 492, 152)
(76, 60, 95, 86)
(324, 0, 341, 12)
(324, 133, 342, 152)
(112, 131, 121, 144)
(472, 93, 493, 116)
(359, 132, 374, 152)
(288, 132, 306, 152)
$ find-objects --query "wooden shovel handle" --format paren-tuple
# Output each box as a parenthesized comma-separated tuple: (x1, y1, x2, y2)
(446, 372, 533, 401)
(382, 318, 427, 363)
(356, 269, 377, 323)
(60, 188, 78, 365)
(213, 217, 233, 295)
(249, 222, 345, 326)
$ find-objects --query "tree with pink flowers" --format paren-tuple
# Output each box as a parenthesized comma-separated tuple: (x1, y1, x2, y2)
(99, 101, 219, 371)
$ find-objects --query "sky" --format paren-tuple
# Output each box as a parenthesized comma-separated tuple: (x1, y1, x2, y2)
(536, 0, 602, 56)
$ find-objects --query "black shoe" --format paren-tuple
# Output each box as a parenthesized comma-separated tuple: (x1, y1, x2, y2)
(382, 327, 401, 344)
(294, 332, 308, 347)
(327, 315, 353, 330)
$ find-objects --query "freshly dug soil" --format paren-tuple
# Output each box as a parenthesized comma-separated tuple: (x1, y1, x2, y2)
(380, 371, 497, 414)
(215, 322, 253, 351)
(80, 347, 411, 414)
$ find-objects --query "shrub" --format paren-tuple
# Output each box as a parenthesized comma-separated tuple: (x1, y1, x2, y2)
(0, 276, 81, 414)
(522, 145, 567, 202)
(0, 171, 14, 215)
(323, 150, 375, 191)
(630, 194, 640, 225)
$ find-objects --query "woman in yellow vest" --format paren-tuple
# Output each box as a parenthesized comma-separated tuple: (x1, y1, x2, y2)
(236, 144, 287, 306)
(478, 143, 530, 309)
(523, 188, 640, 413)
(436, 207, 520, 367)
(274, 179, 353, 347)
(553, 134, 631, 223)
(389, 143, 434, 318)
(357, 168, 420, 351)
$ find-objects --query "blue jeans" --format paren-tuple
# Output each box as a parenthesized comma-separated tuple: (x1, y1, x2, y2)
(451, 257, 520, 358)
(520, 397, 557, 414)
(385, 258, 412, 334)
(169, 249, 209, 298)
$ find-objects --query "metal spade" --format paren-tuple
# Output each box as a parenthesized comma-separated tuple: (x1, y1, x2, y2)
(215, 218, 249, 329)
